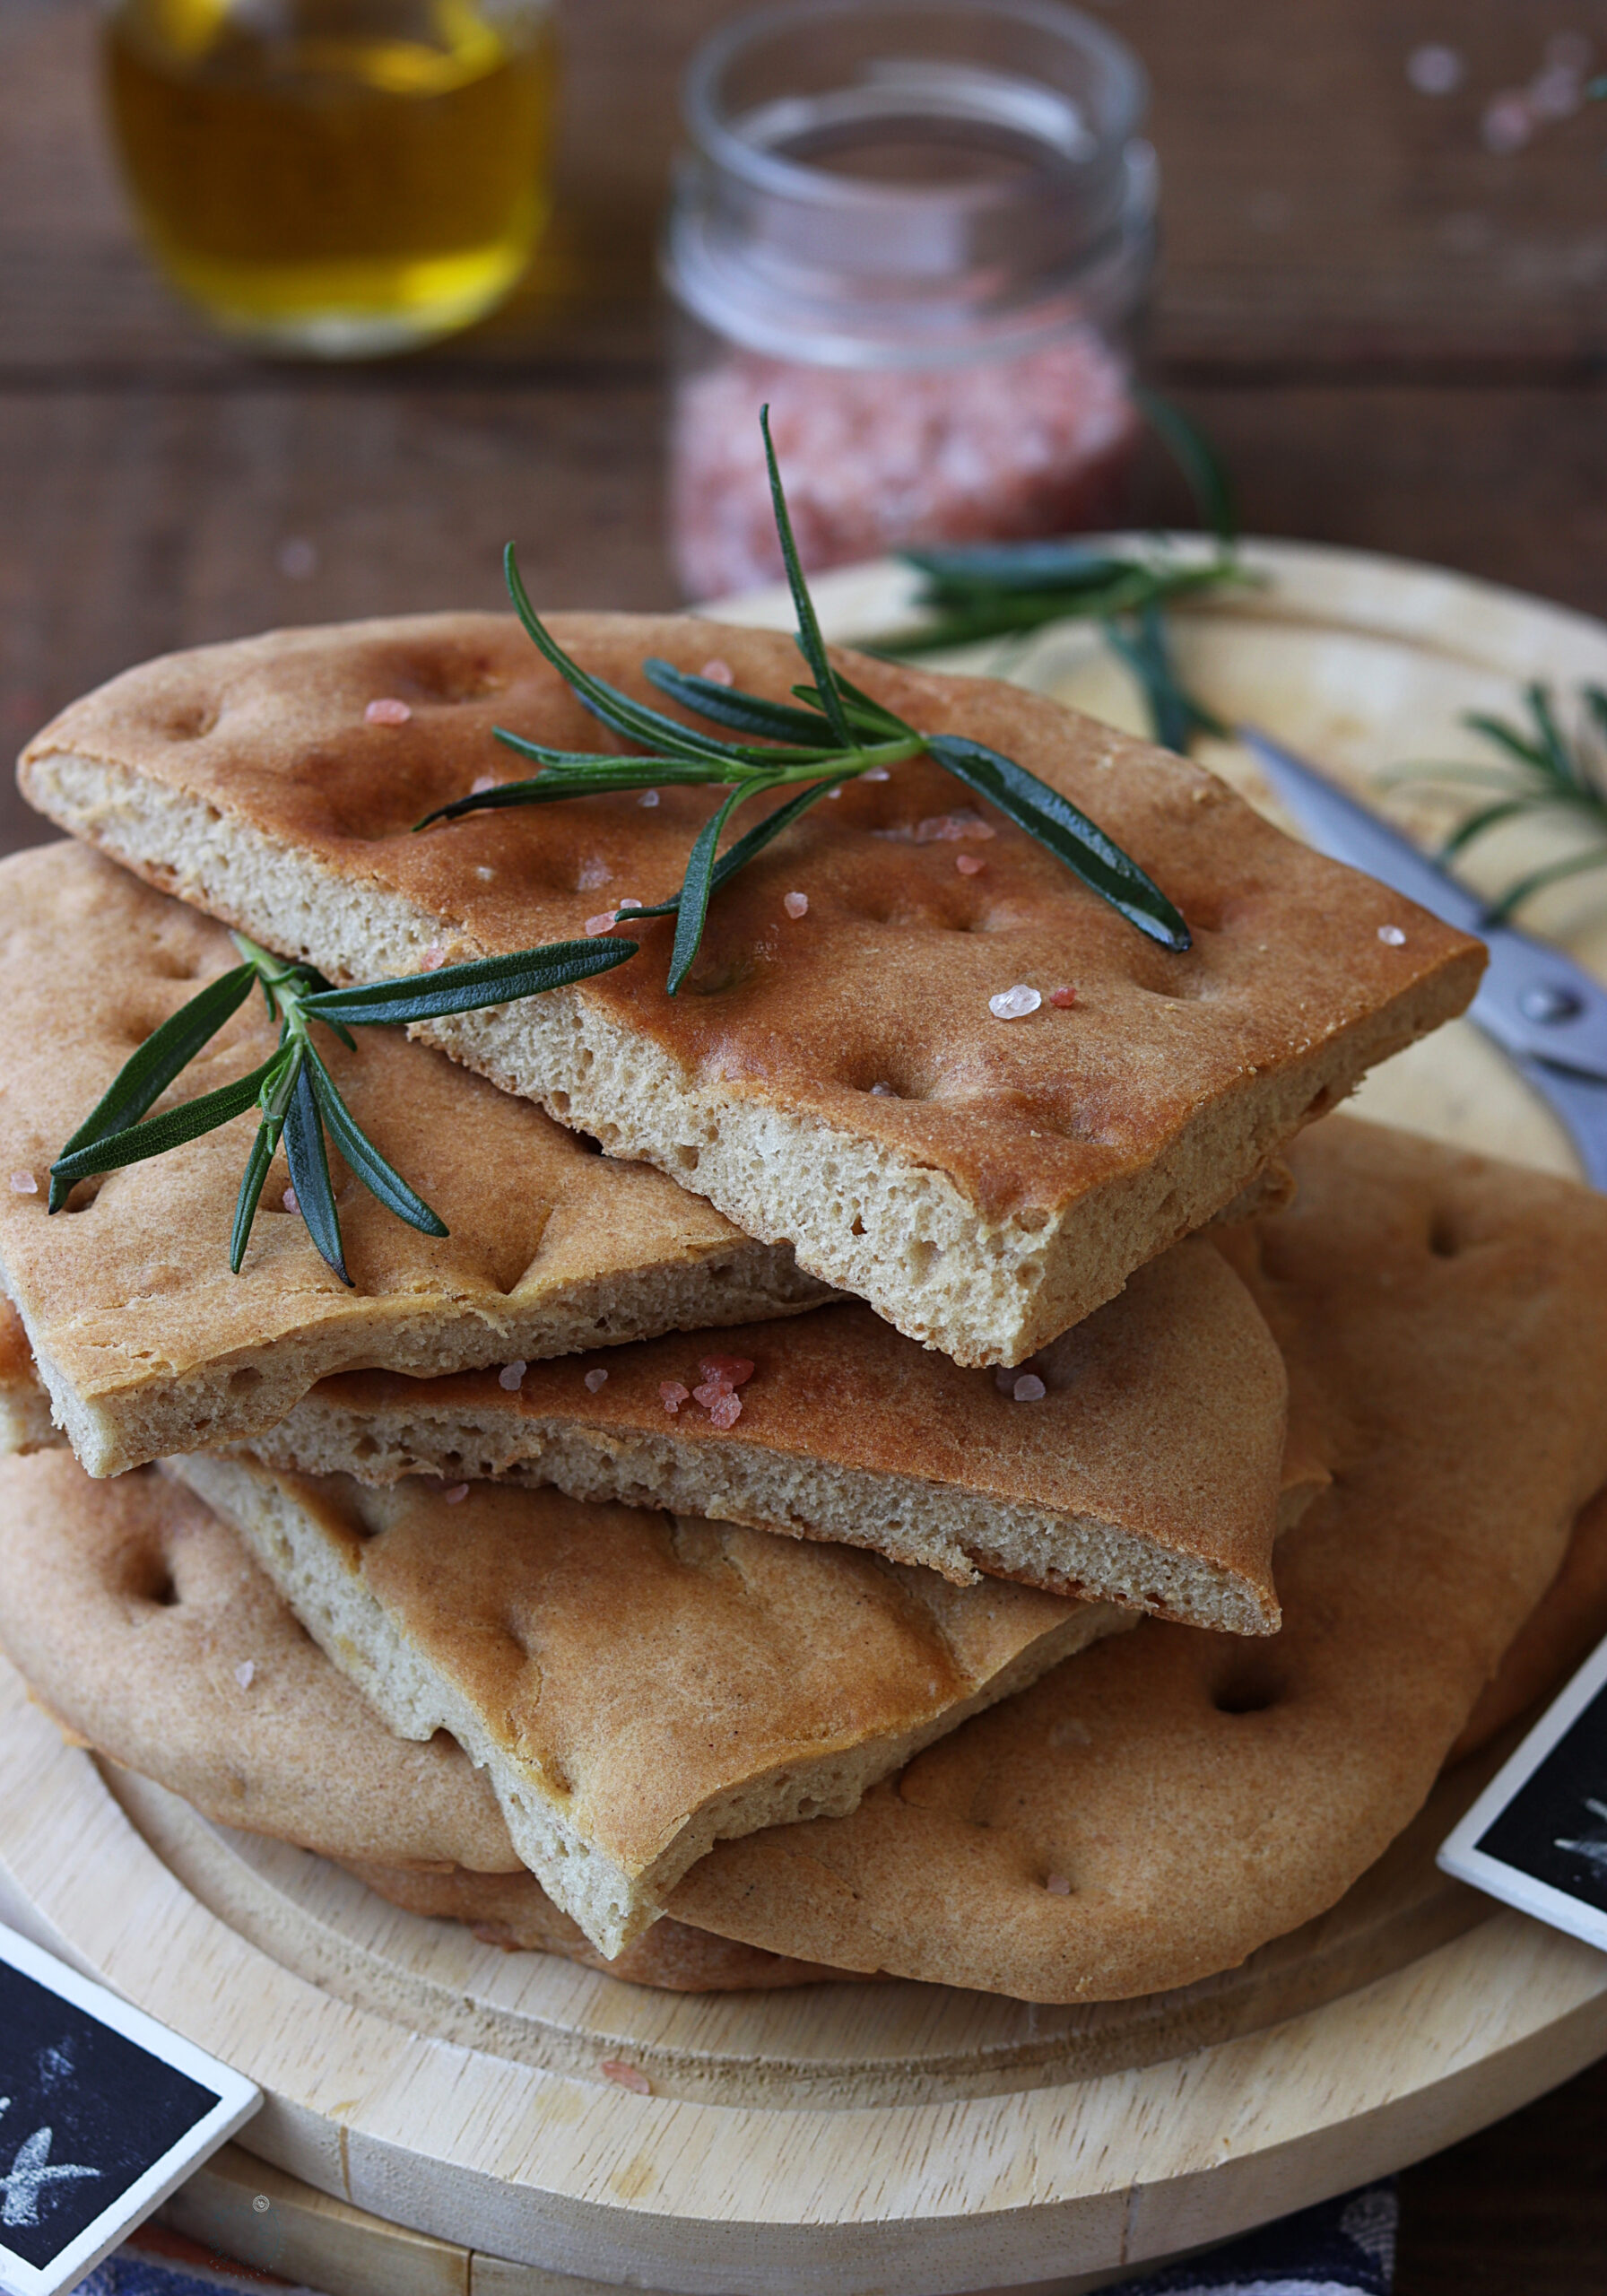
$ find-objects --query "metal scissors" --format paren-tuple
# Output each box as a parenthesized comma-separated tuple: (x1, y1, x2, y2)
(1239, 728, 1607, 1192)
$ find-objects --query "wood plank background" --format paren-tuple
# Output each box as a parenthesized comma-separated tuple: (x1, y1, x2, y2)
(2, 0, 1605, 2283)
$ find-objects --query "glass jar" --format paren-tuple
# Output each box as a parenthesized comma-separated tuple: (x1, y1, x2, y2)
(100, 0, 559, 358)
(663, 0, 1157, 599)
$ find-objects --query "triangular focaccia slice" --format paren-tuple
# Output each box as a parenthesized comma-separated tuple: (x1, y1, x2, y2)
(166, 1453, 1126, 1956)
(245, 1239, 1298, 1631)
(667, 1121, 1607, 2001)
(0, 843, 827, 1477)
(18, 613, 1483, 1366)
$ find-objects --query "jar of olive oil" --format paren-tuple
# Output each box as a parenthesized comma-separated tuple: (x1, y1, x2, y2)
(101, 0, 558, 356)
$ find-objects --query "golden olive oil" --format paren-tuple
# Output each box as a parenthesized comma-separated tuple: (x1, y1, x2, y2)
(102, 0, 557, 354)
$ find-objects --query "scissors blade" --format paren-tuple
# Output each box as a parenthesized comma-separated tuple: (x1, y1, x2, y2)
(1240, 727, 1607, 1081)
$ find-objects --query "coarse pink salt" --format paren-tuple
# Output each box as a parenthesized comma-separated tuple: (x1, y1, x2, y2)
(989, 985, 1041, 1021)
(616, 897, 642, 913)
(471, 773, 498, 794)
(783, 891, 809, 919)
(910, 810, 995, 844)
(600, 2059, 652, 2094)
(638, 789, 660, 807)
(956, 853, 986, 876)
(1049, 985, 1078, 1009)
(584, 1367, 609, 1393)
(578, 861, 612, 890)
(699, 657, 734, 685)
(499, 1361, 526, 1392)
(1013, 1372, 1047, 1403)
(364, 696, 412, 726)
(421, 944, 447, 970)
(708, 1390, 743, 1430)
(282, 1186, 300, 1214)
(1377, 924, 1407, 947)
(234, 1660, 256, 1691)
(443, 1483, 470, 1504)
(870, 1082, 895, 1097)
(699, 1354, 755, 1388)
(9, 1171, 37, 1194)
(864, 766, 890, 782)
(585, 910, 621, 935)
(1044, 1873, 1072, 1896)
(659, 1380, 691, 1413)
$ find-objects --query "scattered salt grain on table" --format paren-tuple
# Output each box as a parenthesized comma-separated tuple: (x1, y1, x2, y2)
(599, 2059, 652, 2094)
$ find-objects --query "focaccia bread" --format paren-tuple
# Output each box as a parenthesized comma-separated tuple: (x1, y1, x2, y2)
(0, 842, 826, 1476)
(18, 613, 1483, 1364)
(165, 1454, 1125, 1955)
(667, 1121, 1607, 1998)
(0, 1453, 845, 1992)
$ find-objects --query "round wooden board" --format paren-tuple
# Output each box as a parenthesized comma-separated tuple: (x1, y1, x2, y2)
(4, 539, 1607, 2294)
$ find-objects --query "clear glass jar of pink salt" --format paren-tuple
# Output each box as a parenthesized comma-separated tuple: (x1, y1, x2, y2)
(663, 0, 1157, 599)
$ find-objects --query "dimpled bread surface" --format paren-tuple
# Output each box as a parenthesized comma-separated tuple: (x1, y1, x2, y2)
(246, 1239, 1295, 1631)
(166, 1455, 1127, 1956)
(0, 842, 827, 1477)
(0, 1452, 844, 1992)
(19, 613, 1484, 1365)
(666, 1121, 1607, 1998)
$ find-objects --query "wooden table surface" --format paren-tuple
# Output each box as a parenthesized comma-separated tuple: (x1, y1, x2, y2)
(3, 0, 1606, 2284)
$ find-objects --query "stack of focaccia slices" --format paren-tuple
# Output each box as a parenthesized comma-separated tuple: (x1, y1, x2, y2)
(3, 611, 1605, 2004)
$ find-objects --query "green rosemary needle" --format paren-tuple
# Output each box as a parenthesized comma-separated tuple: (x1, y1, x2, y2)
(419, 410, 1193, 978)
(50, 931, 636, 1283)
(1379, 682, 1607, 922)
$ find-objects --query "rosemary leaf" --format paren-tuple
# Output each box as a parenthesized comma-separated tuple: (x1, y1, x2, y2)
(643, 660, 833, 747)
(761, 404, 853, 748)
(229, 1119, 279, 1275)
(925, 733, 1192, 952)
(51, 1057, 279, 1192)
(303, 938, 638, 1028)
(669, 785, 755, 994)
(282, 1055, 350, 1286)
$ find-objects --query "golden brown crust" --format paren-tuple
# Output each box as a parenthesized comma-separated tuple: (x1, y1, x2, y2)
(0, 842, 827, 1477)
(667, 1120, 1607, 1999)
(1449, 1483, 1607, 1763)
(18, 613, 1484, 1363)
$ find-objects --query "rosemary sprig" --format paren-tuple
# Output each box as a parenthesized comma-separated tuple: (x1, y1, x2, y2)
(868, 392, 1246, 755)
(50, 931, 636, 1282)
(1379, 682, 1607, 922)
(419, 411, 1192, 972)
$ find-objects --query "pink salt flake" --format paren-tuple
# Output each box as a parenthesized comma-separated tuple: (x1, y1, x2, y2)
(599, 2058, 652, 2095)
(707, 1390, 743, 1430)
(234, 1660, 256, 1691)
(1377, 924, 1407, 947)
(783, 891, 809, 919)
(989, 985, 1041, 1021)
(870, 1082, 896, 1097)
(1049, 985, 1078, 1009)
(699, 1354, 755, 1388)
(584, 910, 621, 935)
(584, 1367, 609, 1394)
(659, 1380, 691, 1413)
(1044, 1873, 1073, 1896)
(421, 944, 447, 970)
(499, 1361, 527, 1392)
(364, 696, 413, 726)
(864, 766, 891, 782)
(1012, 1373, 1047, 1403)
(471, 773, 498, 795)
(699, 657, 735, 685)
(282, 1186, 300, 1214)
(443, 1483, 469, 1504)
(691, 1379, 725, 1410)
(638, 789, 660, 808)
(955, 853, 986, 876)
(9, 1171, 38, 1195)
(913, 810, 995, 844)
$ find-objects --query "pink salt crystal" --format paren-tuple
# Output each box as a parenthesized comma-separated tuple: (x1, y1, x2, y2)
(578, 862, 612, 890)
(1377, 924, 1407, 947)
(584, 1367, 609, 1393)
(1044, 1873, 1072, 1896)
(9, 1171, 38, 1195)
(1012, 1373, 1047, 1403)
(707, 1390, 743, 1430)
(234, 1660, 256, 1691)
(955, 853, 986, 876)
(659, 1380, 690, 1413)
(421, 944, 447, 970)
(699, 657, 735, 685)
(444, 1483, 469, 1504)
(471, 773, 498, 794)
(691, 1380, 725, 1410)
(1049, 985, 1078, 1009)
(499, 1361, 527, 1392)
(864, 766, 891, 782)
(870, 1082, 895, 1097)
(599, 2059, 652, 2095)
(364, 696, 413, 726)
(783, 890, 809, 919)
(584, 910, 620, 935)
(699, 1354, 755, 1388)
(638, 789, 660, 808)
(282, 1186, 300, 1214)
